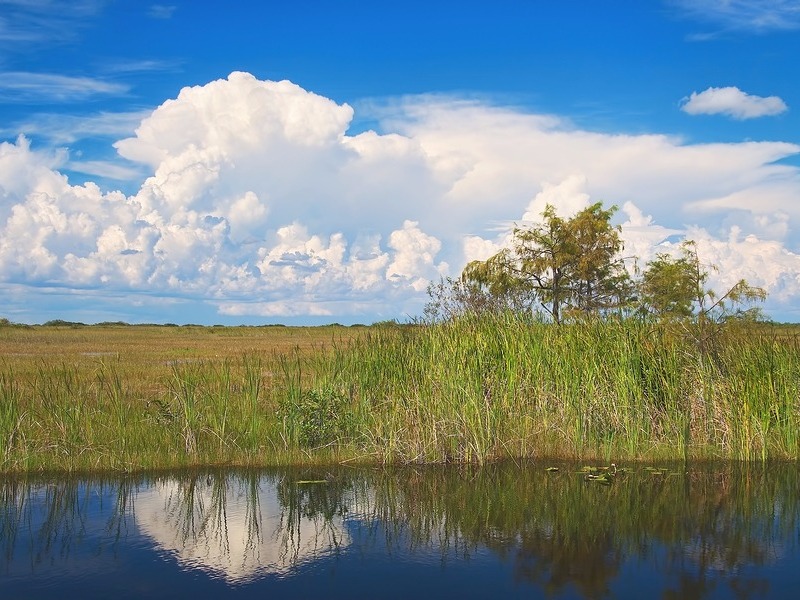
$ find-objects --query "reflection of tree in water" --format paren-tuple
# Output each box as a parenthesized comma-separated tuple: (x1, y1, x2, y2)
(1, 463, 799, 597)
(658, 467, 786, 600)
(513, 529, 621, 598)
(365, 463, 800, 600)
(365, 465, 623, 597)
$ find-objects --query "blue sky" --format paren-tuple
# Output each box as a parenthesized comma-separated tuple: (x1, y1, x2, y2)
(1, 0, 799, 324)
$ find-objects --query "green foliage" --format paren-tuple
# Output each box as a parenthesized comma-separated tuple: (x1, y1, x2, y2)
(42, 319, 86, 327)
(460, 202, 631, 323)
(372, 319, 402, 328)
(279, 387, 356, 448)
(454, 204, 767, 330)
(423, 276, 531, 323)
(640, 240, 767, 323)
(639, 251, 697, 318)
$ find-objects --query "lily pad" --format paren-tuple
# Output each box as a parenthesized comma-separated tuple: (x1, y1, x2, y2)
(585, 473, 613, 485)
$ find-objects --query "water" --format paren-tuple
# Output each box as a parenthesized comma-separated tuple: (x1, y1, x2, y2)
(1, 461, 799, 599)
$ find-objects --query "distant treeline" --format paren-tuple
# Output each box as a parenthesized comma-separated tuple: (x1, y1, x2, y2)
(0, 317, 409, 329)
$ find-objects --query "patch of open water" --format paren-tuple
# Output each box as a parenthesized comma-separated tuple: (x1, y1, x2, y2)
(1, 461, 798, 599)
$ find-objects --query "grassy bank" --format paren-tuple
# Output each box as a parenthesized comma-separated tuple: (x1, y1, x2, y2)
(1, 317, 799, 472)
(287, 314, 800, 464)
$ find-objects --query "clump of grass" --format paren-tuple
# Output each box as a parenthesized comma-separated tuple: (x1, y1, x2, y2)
(0, 371, 24, 467)
(33, 364, 94, 458)
(278, 387, 356, 449)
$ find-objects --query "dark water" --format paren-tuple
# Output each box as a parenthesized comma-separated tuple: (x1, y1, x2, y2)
(1, 461, 799, 599)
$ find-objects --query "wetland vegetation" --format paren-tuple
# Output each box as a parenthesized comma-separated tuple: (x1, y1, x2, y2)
(0, 316, 799, 473)
(1, 202, 797, 474)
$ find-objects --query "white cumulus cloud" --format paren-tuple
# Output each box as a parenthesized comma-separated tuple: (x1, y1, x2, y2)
(2, 72, 800, 323)
(681, 86, 788, 119)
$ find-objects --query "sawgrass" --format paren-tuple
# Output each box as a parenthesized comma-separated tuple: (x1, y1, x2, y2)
(0, 324, 361, 472)
(1, 318, 798, 473)
(281, 314, 800, 464)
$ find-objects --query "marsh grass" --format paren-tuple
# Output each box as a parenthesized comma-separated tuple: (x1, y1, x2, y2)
(282, 314, 800, 464)
(0, 371, 23, 465)
(0, 319, 798, 473)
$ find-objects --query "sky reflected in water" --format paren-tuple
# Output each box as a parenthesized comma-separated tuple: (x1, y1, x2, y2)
(1, 462, 799, 599)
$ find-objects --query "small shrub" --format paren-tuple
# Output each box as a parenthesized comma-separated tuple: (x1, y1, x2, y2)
(280, 387, 355, 448)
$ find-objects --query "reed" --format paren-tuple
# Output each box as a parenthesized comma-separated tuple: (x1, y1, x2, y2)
(0, 318, 798, 473)
(0, 371, 23, 466)
(281, 314, 800, 464)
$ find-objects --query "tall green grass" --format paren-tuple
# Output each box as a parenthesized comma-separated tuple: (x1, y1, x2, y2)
(0, 317, 798, 473)
(280, 314, 800, 464)
(0, 355, 289, 472)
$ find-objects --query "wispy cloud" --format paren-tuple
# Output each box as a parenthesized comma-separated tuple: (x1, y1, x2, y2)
(67, 159, 145, 181)
(681, 86, 788, 119)
(0, 72, 129, 102)
(0, 109, 149, 144)
(0, 0, 107, 47)
(672, 0, 800, 35)
(99, 58, 182, 74)
(147, 4, 177, 19)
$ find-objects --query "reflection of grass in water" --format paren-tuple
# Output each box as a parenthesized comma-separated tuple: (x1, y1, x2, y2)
(0, 463, 798, 595)
(107, 477, 137, 543)
(242, 472, 263, 561)
(0, 474, 139, 566)
(159, 475, 202, 549)
(134, 470, 351, 574)
(276, 471, 351, 565)
(362, 462, 800, 598)
(0, 478, 27, 561)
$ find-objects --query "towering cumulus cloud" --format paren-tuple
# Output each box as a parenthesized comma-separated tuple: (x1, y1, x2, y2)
(1, 72, 800, 322)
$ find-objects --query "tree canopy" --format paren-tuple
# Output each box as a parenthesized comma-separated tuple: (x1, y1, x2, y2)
(461, 202, 631, 323)
(425, 202, 767, 325)
(639, 240, 767, 323)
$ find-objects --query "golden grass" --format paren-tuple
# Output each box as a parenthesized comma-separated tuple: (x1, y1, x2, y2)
(0, 324, 365, 473)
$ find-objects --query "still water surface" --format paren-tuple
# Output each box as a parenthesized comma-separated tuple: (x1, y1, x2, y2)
(1, 461, 799, 599)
